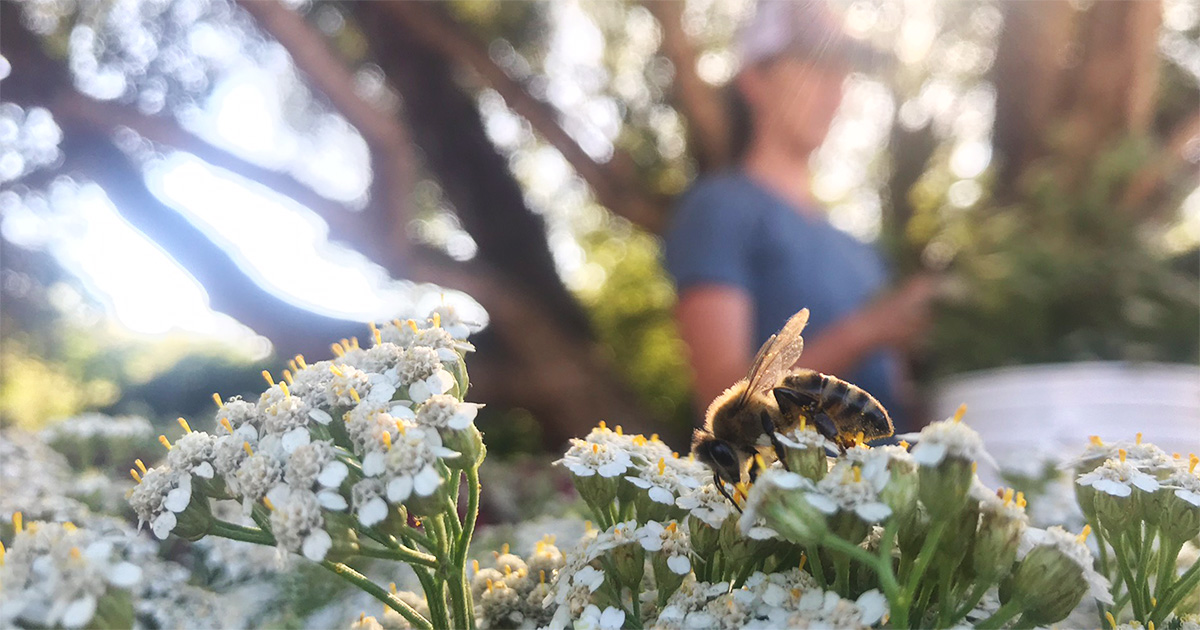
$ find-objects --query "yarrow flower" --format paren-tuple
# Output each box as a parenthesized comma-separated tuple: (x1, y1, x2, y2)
(1016, 525, 1113, 607)
(638, 520, 693, 575)
(558, 439, 633, 479)
(905, 409, 995, 469)
(128, 465, 194, 540)
(0, 519, 142, 629)
(1077, 455, 1161, 498)
(361, 422, 457, 505)
(267, 489, 332, 561)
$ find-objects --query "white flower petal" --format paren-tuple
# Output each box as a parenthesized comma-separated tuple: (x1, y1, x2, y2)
(1176, 488, 1200, 507)
(107, 562, 142, 588)
(366, 383, 397, 404)
(151, 512, 177, 540)
(359, 497, 389, 526)
(193, 461, 215, 479)
(667, 554, 692, 575)
(387, 476, 414, 503)
(649, 486, 675, 504)
(281, 427, 311, 453)
(362, 451, 386, 477)
(389, 404, 416, 420)
(856, 590, 888, 625)
(599, 606, 625, 630)
(318, 461, 349, 488)
(805, 492, 839, 515)
(60, 595, 97, 629)
(318, 490, 348, 511)
(309, 408, 333, 425)
(163, 485, 192, 513)
(856, 502, 893, 523)
(448, 404, 481, 430)
(1094, 479, 1132, 497)
(911, 442, 948, 467)
(430, 370, 456, 394)
(436, 347, 458, 362)
(408, 380, 432, 404)
(413, 465, 442, 496)
(302, 529, 333, 561)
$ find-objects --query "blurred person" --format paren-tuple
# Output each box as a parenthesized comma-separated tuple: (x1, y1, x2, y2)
(664, 1, 938, 433)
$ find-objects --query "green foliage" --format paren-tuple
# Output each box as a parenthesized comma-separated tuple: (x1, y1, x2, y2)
(930, 140, 1200, 375)
(576, 220, 695, 433)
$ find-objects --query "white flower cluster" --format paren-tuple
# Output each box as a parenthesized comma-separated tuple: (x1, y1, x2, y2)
(0, 518, 142, 629)
(904, 410, 996, 469)
(41, 412, 153, 442)
(467, 538, 564, 629)
(1, 429, 91, 524)
(652, 570, 886, 630)
(127, 314, 480, 561)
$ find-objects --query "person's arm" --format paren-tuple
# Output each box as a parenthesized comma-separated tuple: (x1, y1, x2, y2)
(675, 285, 756, 413)
(676, 274, 940, 414)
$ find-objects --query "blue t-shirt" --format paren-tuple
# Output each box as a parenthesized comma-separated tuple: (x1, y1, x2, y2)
(664, 172, 905, 429)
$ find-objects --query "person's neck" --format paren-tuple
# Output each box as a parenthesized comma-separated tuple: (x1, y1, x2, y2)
(742, 142, 818, 217)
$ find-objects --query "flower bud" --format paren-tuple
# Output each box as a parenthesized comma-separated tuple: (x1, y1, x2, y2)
(740, 471, 827, 546)
(918, 457, 973, 522)
(973, 508, 1024, 582)
(879, 457, 919, 525)
(442, 425, 486, 470)
(609, 542, 645, 590)
(1003, 545, 1088, 625)
(776, 427, 829, 481)
(651, 552, 686, 602)
(688, 517, 721, 559)
(1160, 489, 1200, 544)
(171, 488, 213, 542)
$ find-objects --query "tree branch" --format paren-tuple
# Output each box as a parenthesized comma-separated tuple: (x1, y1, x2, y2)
(235, 0, 414, 263)
(642, 0, 732, 173)
(375, 1, 668, 234)
(48, 92, 373, 252)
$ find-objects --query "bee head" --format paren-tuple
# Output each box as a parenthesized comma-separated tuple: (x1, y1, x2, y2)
(692, 432, 743, 487)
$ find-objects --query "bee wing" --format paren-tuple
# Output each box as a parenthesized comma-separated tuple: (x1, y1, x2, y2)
(742, 308, 809, 402)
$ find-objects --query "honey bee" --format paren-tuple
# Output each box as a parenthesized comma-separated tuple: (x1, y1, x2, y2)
(691, 308, 894, 504)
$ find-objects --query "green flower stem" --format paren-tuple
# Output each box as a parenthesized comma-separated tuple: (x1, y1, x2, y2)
(949, 582, 991, 626)
(1109, 532, 1146, 619)
(1152, 558, 1200, 626)
(1154, 537, 1183, 603)
(806, 545, 828, 588)
(934, 564, 956, 627)
(321, 560, 433, 630)
(975, 598, 1024, 630)
(453, 466, 481, 630)
(210, 520, 275, 546)
(1133, 525, 1156, 614)
(354, 543, 439, 568)
(399, 524, 439, 552)
(412, 565, 450, 630)
(833, 553, 851, 597)
(904, 520, 947, 596)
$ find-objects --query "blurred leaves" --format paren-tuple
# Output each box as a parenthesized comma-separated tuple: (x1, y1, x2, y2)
(930, 138, 1200, 375)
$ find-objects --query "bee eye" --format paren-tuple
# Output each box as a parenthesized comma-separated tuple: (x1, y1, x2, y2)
(710, 442, 738, 469)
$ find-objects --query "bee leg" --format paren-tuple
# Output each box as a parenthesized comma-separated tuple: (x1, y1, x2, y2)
(759, 410, 792, 472)
(812, 413, 846, 453)
(713, 473, 743, 514)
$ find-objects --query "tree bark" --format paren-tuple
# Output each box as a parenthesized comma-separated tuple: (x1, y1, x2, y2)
(371, 1, 668, 234)
(992, 0, 1163, 194)
(643, 0, 732, 173)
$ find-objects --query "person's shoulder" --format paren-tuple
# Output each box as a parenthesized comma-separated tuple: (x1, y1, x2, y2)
(678, 171, 763, 205)
(671, 172, 766, 228)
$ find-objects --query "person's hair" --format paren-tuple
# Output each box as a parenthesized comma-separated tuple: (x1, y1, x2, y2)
(726, 83, 754, 164)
